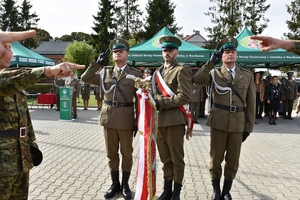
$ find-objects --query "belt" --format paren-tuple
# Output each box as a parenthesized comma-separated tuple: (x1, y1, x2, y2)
(213, 103, 244, 113)
(104, 100, 134, 107)
(0, 127, 27, 138)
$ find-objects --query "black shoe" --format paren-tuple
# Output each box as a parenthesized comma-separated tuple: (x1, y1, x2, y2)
(211, 179, 221, 200)
(56, 109, 60, 111)
(194, 120, 199, 124)
(283, 116, 287, 119)
(121, 172, 131, 200)
(158, 179, 173, 200)
(287, 117, 293, 120)
(104, 171, 120, 199)
(72, 116, 77, 119)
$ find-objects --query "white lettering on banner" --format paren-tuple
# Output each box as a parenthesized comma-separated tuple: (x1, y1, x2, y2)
(20, 57, 27, 62)
(187, 54, 205, 58)
(38, 59, 45, 64)
(28, 58, 37, 63)
(238, 56, 249, 59)
(287, 56, 300, 59)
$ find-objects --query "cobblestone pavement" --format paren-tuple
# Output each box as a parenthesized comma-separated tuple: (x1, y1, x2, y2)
(28, 107, 300, 200)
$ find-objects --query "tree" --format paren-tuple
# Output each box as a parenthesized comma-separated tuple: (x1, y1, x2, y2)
(34, 28, 52, 41)
(0, 0, 20, 31)
(70, 32, 91, 42)
(115, 0, 143, 41)
(204, 0, 270, 49)
(284, 0, 300, 40)
(19, 0, 40, 48)
(63, 41, 96, 78)
(91, 0, 116, 57)
(60, 34, 74, 41)
(142, 0, 181, 40)
(243, 0, 270, 35)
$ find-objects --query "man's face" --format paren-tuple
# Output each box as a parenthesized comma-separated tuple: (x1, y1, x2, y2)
(0, 43, 13, 69)
(162, 49, 178, 63)
(112, 49, 128, 63)
(222, 49, 237, 64)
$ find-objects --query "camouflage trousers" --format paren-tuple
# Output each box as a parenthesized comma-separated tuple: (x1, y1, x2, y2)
(0, 171, 29, 200)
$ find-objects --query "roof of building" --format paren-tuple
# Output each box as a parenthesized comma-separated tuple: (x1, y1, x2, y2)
(31, 41, 73, 55)
(183, 30, 207, 48)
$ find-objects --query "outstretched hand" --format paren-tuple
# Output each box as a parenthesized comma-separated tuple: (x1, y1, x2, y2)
(250, 35, 294, 52)
(45, 62, 85, 78)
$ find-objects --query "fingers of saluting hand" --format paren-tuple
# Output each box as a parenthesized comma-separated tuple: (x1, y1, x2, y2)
(1, 30, 36, 43)
(63, 62, 85, 69)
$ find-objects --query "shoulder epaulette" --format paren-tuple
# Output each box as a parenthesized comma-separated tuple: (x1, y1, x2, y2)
(130, 67, 141, 73)
(178, 62, 188, 67)
(240, 67, 253, 74)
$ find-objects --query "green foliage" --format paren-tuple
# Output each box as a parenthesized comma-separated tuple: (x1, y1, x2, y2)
(70, 32, 91, 42)
(204, 0, 270, 49)
(0, 0, 20, 31)
(142, 0, 182, 40)
(284, 0, 300, 40)
(60, 34, 74, 41)
(26, 84, 53, 94)
(91, 0, 116, 56)
(19, 0, 40, 48)
(63, 41, 96, 78)
(114, 0, 143, 41)
(35, 28, 52, 41)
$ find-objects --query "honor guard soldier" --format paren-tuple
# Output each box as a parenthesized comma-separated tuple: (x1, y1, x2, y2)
(282, 72, 298, 119)
(152, 35, 193, 200)
(193, 37, 256, 200)
(81, 38, 142, 199)
(54, 76, 65, 111)
(65, 74, 80, 118)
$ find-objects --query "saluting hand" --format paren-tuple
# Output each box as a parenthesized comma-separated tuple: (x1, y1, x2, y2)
(44, 62, 85, 78)
(210, 47, 224, 65)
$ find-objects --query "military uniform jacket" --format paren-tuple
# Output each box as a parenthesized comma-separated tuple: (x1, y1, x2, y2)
(0, 68, 45, 176)
(193, 61, 256, 133)
(54, 77, 65, 94)
(65, 78, 80, 98)
(191, 84, 202, 103)
(282, 80, 297, 100)
(152, 60, 192, 127)
(81, 62, 142, 129)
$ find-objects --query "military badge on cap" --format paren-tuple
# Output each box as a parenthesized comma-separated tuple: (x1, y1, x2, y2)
(159, 35, 182, 50)
(109, 38, 130, 51)
(216, 37, 238, 51)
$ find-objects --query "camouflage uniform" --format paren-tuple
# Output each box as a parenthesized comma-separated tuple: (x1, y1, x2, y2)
(0, 67, 45, 199)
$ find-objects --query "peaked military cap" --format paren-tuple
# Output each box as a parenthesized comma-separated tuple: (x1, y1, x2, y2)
(216, 37, 238, 51)
(144, 68, 152, 74)
(159, 36, 182, 50)
(287, 72, 294, 76)
(109, 38, 130, 51)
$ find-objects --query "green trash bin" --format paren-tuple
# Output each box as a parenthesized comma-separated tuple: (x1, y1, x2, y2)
(59, 87, 72, 121)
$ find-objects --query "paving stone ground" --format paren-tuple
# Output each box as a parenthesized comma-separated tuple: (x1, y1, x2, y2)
(28, 106, 300, 200)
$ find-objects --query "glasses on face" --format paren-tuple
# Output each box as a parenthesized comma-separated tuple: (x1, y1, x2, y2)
(113, 50, 125, 53)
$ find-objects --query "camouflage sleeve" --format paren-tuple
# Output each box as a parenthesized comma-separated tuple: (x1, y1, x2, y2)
(288, 41, 300, 56)
(0, 67, 46, 96)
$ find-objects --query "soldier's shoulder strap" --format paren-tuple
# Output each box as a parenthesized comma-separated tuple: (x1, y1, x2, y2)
(129, 66, 141, 73)
(240, 67, 253, 75)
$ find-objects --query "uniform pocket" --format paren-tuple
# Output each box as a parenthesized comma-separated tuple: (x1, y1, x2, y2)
(0, 147, 18, 173)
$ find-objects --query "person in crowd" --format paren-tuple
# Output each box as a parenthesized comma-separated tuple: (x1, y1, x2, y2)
(263, 75, 272, 117)
(152, 35, 192, 200)
(296, 83, 300, 114)
(190, 83, 202, 124)
(199, 86, 208, 118)
(193, 37, 255, 200)
(94, 84, 103, 111)
(0, 32, 85, 200)
(143, 68, 152, 78)
(282, 72, 298, 119)
(266, 76, 283, 125)
(258, 71, 265, 119)
(54, 77, 65, 111)
(81, 38, 142, 199)
(254, 72, 264, 124)
(65, 74, 80, 118)
(81, 82, 90, 110)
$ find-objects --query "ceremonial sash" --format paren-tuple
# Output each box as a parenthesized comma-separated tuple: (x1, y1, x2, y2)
(134, 88, 157, 200)
(155, 71, 194, 138)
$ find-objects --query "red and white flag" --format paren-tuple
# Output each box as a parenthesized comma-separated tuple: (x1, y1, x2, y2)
(134, 88, 157, 200)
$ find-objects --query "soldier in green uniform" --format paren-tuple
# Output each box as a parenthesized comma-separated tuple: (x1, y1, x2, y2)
(282, 72, 298, 119)
(190, 83, 202, 123)
(152, 36, 192, 200)
(193, 37, 256, 200)
(0, 41, 84, 200)
(81, 82, 90, 110)
(81, 38, 142, 199)
(65, 74, 80, 118)
(54, 76, 65, 111)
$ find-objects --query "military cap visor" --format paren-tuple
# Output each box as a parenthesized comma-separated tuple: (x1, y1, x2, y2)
(159, 36, 182, 50)
(216, 37, 238, 51)
(144, 69, 152, 73)
(109, 38, 130, 51)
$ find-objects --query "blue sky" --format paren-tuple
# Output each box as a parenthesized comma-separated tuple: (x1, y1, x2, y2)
(29, 0, 291, 39)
